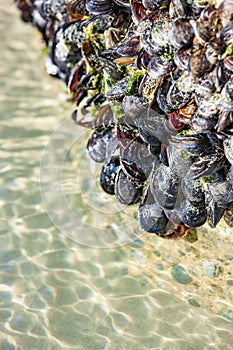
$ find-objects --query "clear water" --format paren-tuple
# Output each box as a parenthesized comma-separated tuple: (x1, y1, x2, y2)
(0, 1, 232, 349)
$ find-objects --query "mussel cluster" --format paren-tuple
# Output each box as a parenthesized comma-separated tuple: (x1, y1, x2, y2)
(15, 0, 233, 239)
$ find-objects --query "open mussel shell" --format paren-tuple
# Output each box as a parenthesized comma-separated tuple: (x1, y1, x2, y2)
(121, 136, 156, 181)
(100, 156, 120, 194)
(130, 1, 147, 23)
(165, 112, 185, 134)
(114, 168, 143, 205)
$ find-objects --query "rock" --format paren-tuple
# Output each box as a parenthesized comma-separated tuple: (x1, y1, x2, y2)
(172, 265, 192, 284)
(203, 260, 222, 278)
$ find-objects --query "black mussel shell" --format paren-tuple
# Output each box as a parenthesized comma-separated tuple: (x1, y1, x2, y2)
(138, 108, 169, 145)
(189, 48, 213, 78)
(205, 192, 225, 228)
(177, 198, 207, 228)
(112, 0, 130, 6)
(100, 58, 124, 82)
(86, 0, 116, 14)
(121, 136, 156, 181)
(190, 112, 217, 133)
(94, 104, 115, 132)
(174, 46, 192, 71)
(227, 166, 233, 185)
(147, 56, 174, 80)
(223, 135, 233, 165)
(169, 133, 209, 154)
(164, 208, 184, 225)
(138, 186, 168, 234)
(185, 150, 226, 180)
(115, 168, 143, 205)
(87, 129, 114, 163)
(137, 49, 151, 70)
(115, 35, 141, 57)
(150, 163, 180, 210)
(166, 82, 193, 110)
(117, 118, 138, 148)
(67, 0, 89, 16)
(142, 20, 172, 56)
(169, 18, 194, 49)
(224, 54, 233, 72)
(122, 95, 147, 127)
(181, 178, 205, 207)
(156, 79, 173, 114)
(32, 8, 47, 36)
(106, 76, 130, 101)
(220, 20, 233, 45)
(142, 0, 168, 10)
(206, 179, 233, 206)
(169, 0, 187, 18)
(100, 156, 120, 194)
(167, 143, 193, 177)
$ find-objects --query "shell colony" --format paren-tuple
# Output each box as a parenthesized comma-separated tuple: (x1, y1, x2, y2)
(15, 0, 233, 239)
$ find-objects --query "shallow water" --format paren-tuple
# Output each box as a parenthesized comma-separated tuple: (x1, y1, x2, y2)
(0, 1, 232, 349)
